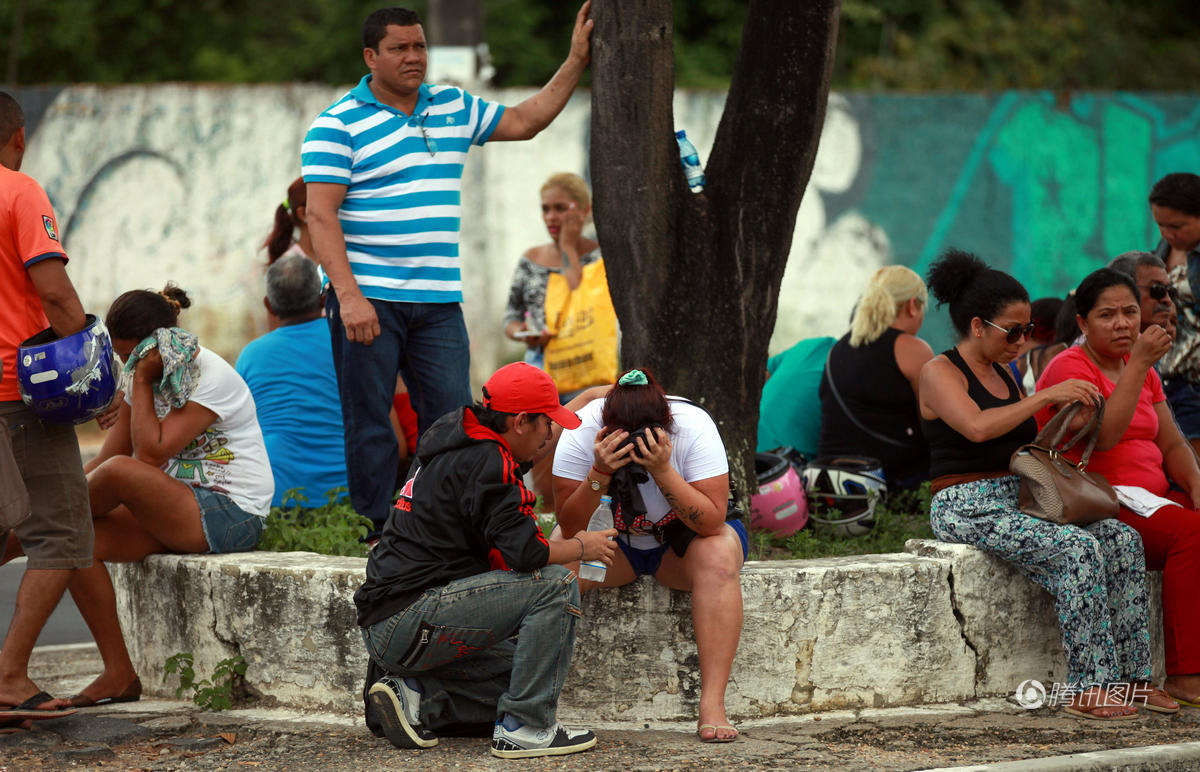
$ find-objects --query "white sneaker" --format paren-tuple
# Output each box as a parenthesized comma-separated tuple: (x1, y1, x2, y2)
(368, 677, 438, 749)
(490, 720, 597, 758)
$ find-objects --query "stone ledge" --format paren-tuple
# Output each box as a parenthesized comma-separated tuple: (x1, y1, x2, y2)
(109, 542, 1163, 722)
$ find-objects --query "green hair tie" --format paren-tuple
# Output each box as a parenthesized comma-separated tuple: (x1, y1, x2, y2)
(619, 369, 649, 386)
(282, 198, 290, 212)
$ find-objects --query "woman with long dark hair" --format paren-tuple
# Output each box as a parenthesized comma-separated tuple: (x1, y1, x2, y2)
(263, 177, 312, 265)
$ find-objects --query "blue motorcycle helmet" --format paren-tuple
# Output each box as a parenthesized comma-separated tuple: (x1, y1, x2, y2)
(17, 314, 119, 424)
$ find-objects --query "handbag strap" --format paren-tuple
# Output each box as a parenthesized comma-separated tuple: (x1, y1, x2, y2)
(1032, 397, 1107, 470)
(1072, 397, 1106, 469)
(822, 348, 919, 449)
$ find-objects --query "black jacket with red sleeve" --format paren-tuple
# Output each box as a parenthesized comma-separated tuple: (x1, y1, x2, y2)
(353, 406, 550, 628)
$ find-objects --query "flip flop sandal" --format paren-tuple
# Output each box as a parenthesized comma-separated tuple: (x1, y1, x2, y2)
(1167, 693, 1200, 709)
(1062, 704, 1140, 721)
(697, 724, 739, 742)
(1138, 689, 1180, 714)
(67, 677, 143, 708)
(0, 691, 76, 720)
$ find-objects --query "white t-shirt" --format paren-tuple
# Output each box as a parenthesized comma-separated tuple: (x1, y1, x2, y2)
(553, 398, 728, 549)
(126, 348, 274, 516)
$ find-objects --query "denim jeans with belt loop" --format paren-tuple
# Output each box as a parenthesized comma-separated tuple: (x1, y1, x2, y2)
(325, 293, 472, 536)
(361, 565, 582, 730)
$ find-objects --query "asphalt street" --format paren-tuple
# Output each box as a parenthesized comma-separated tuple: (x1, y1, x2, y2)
(0, 557, 90, 647)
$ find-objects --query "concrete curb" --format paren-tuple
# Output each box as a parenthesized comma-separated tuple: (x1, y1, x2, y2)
(920, 741, 1200, 771)
(107, 542, 1165, 720)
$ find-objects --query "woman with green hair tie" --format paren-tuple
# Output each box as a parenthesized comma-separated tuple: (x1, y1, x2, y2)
(550, 368, 746, 743)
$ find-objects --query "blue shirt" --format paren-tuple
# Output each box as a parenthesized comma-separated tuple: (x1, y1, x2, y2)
(235, 319, 349, 508)
(301, 77, 505, 304)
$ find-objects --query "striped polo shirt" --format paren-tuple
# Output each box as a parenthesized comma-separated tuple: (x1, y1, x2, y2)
(301, 76, 505, 303)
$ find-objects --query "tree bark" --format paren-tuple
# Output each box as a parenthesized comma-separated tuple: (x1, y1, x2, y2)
(590, 0, 841, 502)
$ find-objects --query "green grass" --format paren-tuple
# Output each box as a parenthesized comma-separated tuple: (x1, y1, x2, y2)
(747, 482, 934, 561)
(537, 482, 934, 562)
(255, 483, 935, 562)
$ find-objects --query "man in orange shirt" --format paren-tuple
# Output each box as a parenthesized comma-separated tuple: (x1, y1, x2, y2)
(0, 92, 91, 721)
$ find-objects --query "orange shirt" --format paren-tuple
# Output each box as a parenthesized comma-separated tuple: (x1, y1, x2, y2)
(1, 166, 67, 402)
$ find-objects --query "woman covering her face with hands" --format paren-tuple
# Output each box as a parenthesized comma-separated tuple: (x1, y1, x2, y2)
(1037, 267, 1200, 709)
(550, 369, 746, 743)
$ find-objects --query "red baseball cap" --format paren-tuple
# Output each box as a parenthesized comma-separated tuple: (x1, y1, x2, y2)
(482, 362, 582, 429)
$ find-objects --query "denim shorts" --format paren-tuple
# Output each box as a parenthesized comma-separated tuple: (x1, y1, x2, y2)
(617, 519, 749, 577)
(191, 487, 264, 554)
(1163, 378, 1200, 439)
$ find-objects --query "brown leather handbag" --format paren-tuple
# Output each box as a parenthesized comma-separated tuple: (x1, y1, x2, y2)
(1009, 399, 1119, 525)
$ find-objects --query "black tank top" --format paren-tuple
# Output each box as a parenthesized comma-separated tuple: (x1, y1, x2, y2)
(922, 347, 1036, 477)
(818, 329, 929, 483)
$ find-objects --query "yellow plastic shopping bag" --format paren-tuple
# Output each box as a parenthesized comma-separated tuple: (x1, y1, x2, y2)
(543, 259, 619, 393)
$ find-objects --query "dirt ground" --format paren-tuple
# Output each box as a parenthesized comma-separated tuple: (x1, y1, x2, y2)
(6, 698, 1200, 772)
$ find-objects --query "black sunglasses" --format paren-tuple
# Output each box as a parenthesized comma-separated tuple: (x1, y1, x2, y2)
(1139, 282, 1179, 303)
(984, 319, 1036, 344)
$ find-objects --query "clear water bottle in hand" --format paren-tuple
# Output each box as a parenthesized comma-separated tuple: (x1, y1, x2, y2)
(675, 129, 705, 192)
(578, 496, 614, 583)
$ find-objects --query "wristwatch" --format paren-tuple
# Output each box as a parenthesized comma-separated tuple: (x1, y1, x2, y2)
(587, 475, 605, 492)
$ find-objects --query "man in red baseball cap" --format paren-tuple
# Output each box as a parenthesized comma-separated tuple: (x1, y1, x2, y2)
(354, 361, 614, 759)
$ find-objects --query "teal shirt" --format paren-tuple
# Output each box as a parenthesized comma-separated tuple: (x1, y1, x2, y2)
(756, 336, 836, 455)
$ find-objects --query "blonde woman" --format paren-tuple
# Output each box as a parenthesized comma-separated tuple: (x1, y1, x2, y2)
(817, 265, 934, 489)
(502, 173, 599, 370)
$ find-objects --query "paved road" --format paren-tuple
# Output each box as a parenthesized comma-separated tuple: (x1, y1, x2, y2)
(0, 558, 90, 647)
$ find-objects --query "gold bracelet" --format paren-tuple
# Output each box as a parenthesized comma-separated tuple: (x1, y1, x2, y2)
(572, 535, 585, 561)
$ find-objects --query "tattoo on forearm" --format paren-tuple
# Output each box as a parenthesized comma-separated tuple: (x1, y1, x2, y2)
(664, 490, 704, 525)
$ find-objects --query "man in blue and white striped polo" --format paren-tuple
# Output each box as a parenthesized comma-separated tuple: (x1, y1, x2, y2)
(302, 3, 594, 538)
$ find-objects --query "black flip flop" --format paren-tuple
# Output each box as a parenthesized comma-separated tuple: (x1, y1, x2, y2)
(0, 691, 77, 720)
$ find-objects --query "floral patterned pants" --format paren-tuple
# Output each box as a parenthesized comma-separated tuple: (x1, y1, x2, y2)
(932, 476, 1152, 686)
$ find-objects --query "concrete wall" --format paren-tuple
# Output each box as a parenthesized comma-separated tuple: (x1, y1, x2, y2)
(13, 86, 1200, 381)
(109, 542, 1164, 720)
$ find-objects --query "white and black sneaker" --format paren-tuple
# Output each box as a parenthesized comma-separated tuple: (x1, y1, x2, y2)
(368, 676, 438, 749)
(490, 719, 597, 758)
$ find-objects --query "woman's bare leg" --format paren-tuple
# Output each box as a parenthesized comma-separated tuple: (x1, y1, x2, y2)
(68, 456, 207, 702)
(655, 525, 744, 740)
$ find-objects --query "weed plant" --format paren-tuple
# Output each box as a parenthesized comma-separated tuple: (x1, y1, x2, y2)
(163, 652, 248, 711)
(257, 487, 372, 558)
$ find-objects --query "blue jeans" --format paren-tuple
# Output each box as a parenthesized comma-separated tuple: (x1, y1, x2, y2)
(326, 294, 472, 534)
(361, 566, 581, 730)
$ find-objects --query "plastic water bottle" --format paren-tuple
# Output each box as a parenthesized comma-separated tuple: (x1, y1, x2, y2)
(578, 496, 614, 582)
(675, 129, 705, 192)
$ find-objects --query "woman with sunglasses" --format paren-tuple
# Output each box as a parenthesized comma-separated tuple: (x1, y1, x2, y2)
(817, 265, 933, 489)
(1149, 173, 1200, 454)
(920, 249, 1172, 719)
(1037, 267, 1200, 709)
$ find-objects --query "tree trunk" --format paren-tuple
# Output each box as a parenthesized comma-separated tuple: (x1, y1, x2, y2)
(590, 0, 841, 503)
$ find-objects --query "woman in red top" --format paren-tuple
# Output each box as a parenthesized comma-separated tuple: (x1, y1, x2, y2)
(1037, 266, 1200, 707)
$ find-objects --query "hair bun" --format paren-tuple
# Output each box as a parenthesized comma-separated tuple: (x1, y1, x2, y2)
(926, 248, 987, 306)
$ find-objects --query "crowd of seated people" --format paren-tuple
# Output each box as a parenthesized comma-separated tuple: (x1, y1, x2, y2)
(7, 56, 1200, 738)
(759, 171, 1200, 718)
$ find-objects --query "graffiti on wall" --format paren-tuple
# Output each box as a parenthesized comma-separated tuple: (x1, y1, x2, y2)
(13, 85, 1200, 367)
